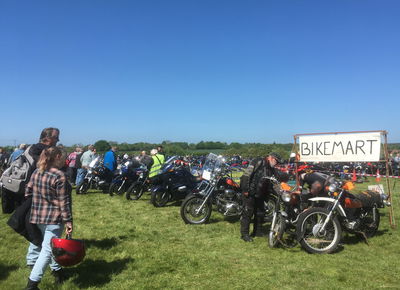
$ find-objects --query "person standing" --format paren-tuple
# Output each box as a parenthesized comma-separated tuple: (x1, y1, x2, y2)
(149, 149, 165, 178)
(1, 128, 60, 214)
(65, 147, 82, 185)
(103, 146, 118, 183)
(8, 143, 27, 164)
(239, 152, 282, 242)
(25, 146, 72, 289)
(75, 145, 96, 193)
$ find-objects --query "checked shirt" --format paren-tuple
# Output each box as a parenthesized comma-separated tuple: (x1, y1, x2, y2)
(25, 168, 72, 224)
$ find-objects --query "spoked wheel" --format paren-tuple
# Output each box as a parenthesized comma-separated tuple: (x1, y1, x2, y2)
(297, 207, 342, 254)
(361, 208, 380, 238)
(264, 195, 277, 222)
(151, 190, 170, 207)
(109, 182, 126, 196)
(268, 213, 285, 248)
(77, 180, 90, 194)
(126, 182, 144, 200)
(180, 195, 212, 224)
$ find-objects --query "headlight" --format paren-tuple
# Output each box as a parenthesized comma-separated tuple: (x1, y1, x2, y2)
(281, 191, 291, 203)
(328, 183, 337, 192)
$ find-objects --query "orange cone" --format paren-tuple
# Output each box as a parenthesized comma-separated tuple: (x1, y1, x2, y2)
(376, 169, 381, 182)
(352, 169, 357, 182)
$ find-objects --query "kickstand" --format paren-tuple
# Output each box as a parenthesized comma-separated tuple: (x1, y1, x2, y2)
(357, 231, 369, 245)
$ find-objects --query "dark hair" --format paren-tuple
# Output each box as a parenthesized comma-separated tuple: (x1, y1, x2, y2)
(39, 127, 59, 142)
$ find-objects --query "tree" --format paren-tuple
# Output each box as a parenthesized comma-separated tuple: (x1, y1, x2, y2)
(94, 140, 110, 152)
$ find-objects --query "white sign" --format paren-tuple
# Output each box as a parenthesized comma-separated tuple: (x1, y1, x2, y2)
(299, 132, 382, 162)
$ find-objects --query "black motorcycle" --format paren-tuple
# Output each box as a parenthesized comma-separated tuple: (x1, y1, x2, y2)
(150, 156, 199, 207)
(76, 157, 109, 194)
(180, 153, 243, 225)
(125, 165, 150, 201)
(109, 159, 143, 196)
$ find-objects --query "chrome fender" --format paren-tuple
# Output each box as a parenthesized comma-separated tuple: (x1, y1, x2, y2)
(309, 197, 347, 217)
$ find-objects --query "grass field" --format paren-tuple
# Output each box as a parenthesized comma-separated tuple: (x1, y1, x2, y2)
(1, 178, 399, 290)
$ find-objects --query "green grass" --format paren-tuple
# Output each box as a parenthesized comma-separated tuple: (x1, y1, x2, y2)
(1, 178, 399, 289)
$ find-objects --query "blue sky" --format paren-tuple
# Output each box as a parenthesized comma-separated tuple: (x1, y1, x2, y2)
(1, 0, 399, 146)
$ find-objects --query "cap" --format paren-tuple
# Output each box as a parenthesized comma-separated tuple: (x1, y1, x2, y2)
(268, 152, 283, 164)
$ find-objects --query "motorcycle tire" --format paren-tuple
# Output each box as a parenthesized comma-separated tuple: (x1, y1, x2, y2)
(268, 213, 285, 248)
(296, 207, 342, 254)
(126, 182, 144, 201)
(264, 195, 277, 223)
(361, 208, 380, 238)
(77, 180, 90, 194)
(180, 194, 212, 225)
(109, 183, 126, 197)
(150, 190, 170, 207)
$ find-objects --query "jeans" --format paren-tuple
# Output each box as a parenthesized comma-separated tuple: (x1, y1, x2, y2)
(28, 224, 63, 282)
(76, 168, 87, 186)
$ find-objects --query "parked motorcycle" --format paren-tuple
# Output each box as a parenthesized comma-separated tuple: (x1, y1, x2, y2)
(296, 180, 391, 254)
(125, 165, 149, 201)
(150, 156, 199, 207)
(180, 153, 243, 224)
(76, 157, 109, 194)
(109, 159, 143, 196)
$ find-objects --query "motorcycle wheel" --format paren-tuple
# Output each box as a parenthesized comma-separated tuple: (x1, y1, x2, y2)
(150, 190, 169, 207)
(126, 182, 144, 201)
(77, 180, 90, 194)
(180, 195, 212, 224)
(362, 208, 380, 238)
(264, 195, 277, 223)
(268, 213, 285, 248)
(297, 207, 342, 254)
(109, 183, 126, 196)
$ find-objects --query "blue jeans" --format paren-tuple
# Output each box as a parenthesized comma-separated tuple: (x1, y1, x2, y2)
(28, 224, 63, 282)
(76, 168, 87, 186)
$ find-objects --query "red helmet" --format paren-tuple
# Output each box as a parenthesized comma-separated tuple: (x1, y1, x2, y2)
(51, 235, 85, 267)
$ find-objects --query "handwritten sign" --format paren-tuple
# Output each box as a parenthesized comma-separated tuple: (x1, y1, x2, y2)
(299, 132, 382, 162)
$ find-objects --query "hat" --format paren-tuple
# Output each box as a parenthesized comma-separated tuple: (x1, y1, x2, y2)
(268, 152, 283, 164)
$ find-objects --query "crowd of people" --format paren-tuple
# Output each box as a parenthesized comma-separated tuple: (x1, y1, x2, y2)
(0, 127, 395, 289)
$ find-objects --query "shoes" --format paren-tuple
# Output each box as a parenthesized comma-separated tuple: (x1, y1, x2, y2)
(251, 231, 266, 237)
(52, 269, 67, 284)
(25, 278, 40, 290)
(241, 235, 254, 242)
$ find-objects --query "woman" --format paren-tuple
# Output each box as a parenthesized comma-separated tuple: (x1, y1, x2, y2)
(25, 146, 73, 290)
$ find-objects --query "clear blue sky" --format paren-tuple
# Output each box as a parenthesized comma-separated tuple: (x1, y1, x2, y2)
(1, 0, 399, 146)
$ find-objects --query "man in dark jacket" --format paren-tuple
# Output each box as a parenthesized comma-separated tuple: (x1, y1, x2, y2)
(2, 128, 60, 213)
(240, 152, 282, 242)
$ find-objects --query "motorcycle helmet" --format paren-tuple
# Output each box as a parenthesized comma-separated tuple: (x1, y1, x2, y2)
(51, 234, 85, 267)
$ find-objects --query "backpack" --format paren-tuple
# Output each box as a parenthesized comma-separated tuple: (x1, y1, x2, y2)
(0, 146, 34, 194)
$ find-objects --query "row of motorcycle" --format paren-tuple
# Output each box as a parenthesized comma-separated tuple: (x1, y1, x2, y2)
(76, 153, 391, 254)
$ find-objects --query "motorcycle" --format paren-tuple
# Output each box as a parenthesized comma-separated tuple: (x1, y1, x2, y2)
(267, 176, 311, 248)
(296, 180, 391, 254)
(109, 159, 143, 196)
(125, 164, 150, 201)
(150, 156, 199, 207)
(180, 153, 243, 225)
(76, 157, 109, 194)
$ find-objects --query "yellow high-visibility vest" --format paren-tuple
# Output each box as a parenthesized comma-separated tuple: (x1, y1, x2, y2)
(149, 154, 165, 177)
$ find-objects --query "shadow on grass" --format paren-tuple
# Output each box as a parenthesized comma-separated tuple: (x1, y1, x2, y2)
(85, 236, 128, 250)
(69, 258, 132, 288)
(0, 263, 18, 281)
(342, 229, 389, 245)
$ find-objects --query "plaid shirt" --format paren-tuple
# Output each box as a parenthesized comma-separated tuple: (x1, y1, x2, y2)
(25, 168, 72, 224)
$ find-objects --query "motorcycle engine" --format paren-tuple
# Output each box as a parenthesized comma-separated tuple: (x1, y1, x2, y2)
(216, 189, 242, 216)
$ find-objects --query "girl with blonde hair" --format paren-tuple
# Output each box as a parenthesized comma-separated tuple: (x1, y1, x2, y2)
(25, 146, 73, 289)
